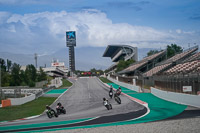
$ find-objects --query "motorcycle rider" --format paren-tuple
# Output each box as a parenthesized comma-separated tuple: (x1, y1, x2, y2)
(110, 85, 113, 91)
(116, 86, 122, 96)
(56, 102, 66, 114)
(109, 85, 113, 98)
(103, 97, 112, 110)
(46, 105, 58, 118)
(103, 97, 108, 105)
(46, 105, 52, 111)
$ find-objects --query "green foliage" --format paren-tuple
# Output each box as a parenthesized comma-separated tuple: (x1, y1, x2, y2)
(0, 58, 47, 87)
(37, 67, 47, 81)
(58, 79, 72, 89)
(116, 59, 135, 72)
(28, 80, 35, 87)
(99, 77, 112, 83)
(25, 64, 37, 83)
(10, 63, 21, 86)
(147, 50, 159, 57)
(167, 44, 183, 58)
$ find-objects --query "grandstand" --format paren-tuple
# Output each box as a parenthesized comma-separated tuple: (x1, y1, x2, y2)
(182, 51, 200, 63)
(103, 45, 138, 74)
(164, 60, 200, 75)
(143, 46, 198, 77)
(118, 50, 166, 76)
(105, 45, 200, 95)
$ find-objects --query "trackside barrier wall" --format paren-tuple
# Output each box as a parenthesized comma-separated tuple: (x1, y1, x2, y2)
(2, 99, 11, 107)
(107, 75, 141, 92)
(50, 77, 63, 88)
(151, 87, 200, 108)
(9, 93, 36, 106)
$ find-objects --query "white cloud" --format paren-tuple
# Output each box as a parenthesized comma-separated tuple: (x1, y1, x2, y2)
(0, 10, 199, 54)
(176, 29, 182, 34)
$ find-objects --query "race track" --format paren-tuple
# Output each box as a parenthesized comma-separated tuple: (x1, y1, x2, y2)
(0, 77, 146, 132)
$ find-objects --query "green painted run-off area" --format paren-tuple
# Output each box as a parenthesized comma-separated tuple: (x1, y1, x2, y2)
(45, 89, 67, 94)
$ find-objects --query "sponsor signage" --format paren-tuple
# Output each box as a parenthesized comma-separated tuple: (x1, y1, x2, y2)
(183, 86, 192, 92)
(66, 31, 76, 47)
(51, 62, 65, 67)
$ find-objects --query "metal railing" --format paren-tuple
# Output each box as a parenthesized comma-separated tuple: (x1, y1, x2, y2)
(154, 74, 200, 95)
(109, 73, 200, 95)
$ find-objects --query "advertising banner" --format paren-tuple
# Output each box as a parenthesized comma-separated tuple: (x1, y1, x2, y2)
(66, 31, 76, 47)
(183, 86, 192, 92)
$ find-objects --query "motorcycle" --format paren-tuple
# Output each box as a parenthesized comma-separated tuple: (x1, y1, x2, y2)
(114, 93, 121, 104)
(46, 109, 58, 118)
(56, 105, 66, 115)
(109, 90, 113, 98)
(116, 89, 121, 96)
(103, 100, 112, 110)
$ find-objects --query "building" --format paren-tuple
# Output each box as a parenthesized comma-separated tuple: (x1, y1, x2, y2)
(43, 60, 68, 78)
(103, 45, 138, 74)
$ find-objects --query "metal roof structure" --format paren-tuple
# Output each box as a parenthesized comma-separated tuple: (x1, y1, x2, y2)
(103, 45, 138, 62)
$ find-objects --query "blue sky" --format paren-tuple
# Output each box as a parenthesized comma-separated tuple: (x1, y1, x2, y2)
(0, 0, 200, 69)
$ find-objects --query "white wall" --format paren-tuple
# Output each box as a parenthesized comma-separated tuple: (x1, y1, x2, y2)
(50, 77, 63, 88)
(151, 87, 200, 108)
(107, 76, 141, 92)
(2, 88, 43, 94)
(9, 93, 36, 105)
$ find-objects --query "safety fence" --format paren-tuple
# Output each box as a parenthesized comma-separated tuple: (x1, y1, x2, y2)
(154, 74, 200, 95)
(109, 73, 200, 95)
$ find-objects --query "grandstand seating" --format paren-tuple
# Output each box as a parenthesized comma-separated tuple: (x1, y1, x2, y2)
(119, 50, 166, 74)
(143, 63, 171, 77)
(143, 46, 198, 77)
(158, 46, 198, 65)
(164, 60, 200, 75)
(183, 52, 200, 62)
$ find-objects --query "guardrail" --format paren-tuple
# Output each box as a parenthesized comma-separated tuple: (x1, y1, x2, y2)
(151, 87, 200, 108)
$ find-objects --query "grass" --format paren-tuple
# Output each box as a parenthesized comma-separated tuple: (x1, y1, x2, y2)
(99, 77, 112, 83)
(58, 79, 73, 89)
(0, 97, 57, 121)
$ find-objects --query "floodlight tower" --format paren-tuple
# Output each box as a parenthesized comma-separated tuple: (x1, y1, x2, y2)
(66, 31, 76, 76)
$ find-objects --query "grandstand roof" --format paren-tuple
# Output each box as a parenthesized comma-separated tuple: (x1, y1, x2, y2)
(103, 45, 138, 62)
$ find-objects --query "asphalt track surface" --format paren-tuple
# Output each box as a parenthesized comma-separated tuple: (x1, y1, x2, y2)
(0, 77, 146, 132)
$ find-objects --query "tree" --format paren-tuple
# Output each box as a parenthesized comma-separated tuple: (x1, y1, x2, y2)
(37, 67, 47, 81)
(25, 64, 37, 87)
(10, 63, 21, 86)
(147, 50, 159, 57)
(0, 58, 6, 72)
(167, 44, 183, 58)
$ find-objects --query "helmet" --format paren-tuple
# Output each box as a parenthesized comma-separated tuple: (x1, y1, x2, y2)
(103, 98, 106, 101)
(57, 102, 61, 106)
(46, 105, 50, 109)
